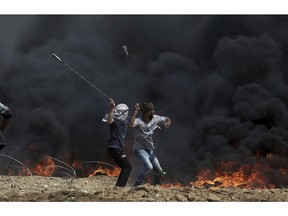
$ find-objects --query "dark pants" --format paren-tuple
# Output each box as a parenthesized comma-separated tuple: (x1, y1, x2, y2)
(107, 147, 132, 187)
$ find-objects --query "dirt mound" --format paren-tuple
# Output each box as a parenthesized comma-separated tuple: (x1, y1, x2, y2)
(0, 175, 287, 201)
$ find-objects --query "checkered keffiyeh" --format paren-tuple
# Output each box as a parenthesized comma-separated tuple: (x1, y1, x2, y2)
(102, 103, 129, 122)
(0, 103, 9, 114)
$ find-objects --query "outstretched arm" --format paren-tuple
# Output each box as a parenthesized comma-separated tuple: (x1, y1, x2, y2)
(107, 98, 116, 124)
(129, 103, 140, 128)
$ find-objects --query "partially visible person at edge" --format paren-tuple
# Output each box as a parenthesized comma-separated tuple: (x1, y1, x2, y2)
(129, 100, 171, 187)
(102, 98, 132, 187)
(0, 102, 13, 151)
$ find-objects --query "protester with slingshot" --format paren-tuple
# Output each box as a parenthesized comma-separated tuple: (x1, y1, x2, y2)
(102, 98, 132, 187)
(129, 101, 171, 187)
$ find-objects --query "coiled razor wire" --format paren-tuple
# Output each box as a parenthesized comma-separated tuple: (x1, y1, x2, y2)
(80, 160, 119, 170)
(80, 160, 120, 177)
(44, 156, 76, 179)
(0, 151, 118, 180)
(0, 153, 32, 176)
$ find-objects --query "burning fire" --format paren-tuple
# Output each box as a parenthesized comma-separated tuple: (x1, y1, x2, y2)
(160, 182, 182, 188)
(9, 145, 287, 189)
(15, 156, 122, 178)
(190, 160, 282, 189)
(88, 166, 121, 177)
(20, 157, 56, 176)
(71, 160, 121, 177)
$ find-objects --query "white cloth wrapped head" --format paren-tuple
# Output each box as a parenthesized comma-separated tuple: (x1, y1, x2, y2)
(0, 103, 8, 114)
(102, 103, 129, 122)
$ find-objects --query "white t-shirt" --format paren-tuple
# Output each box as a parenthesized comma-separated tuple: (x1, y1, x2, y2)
(132, 114, 167, 150)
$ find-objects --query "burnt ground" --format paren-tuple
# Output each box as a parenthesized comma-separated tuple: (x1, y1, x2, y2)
(0, 175, 288, 202)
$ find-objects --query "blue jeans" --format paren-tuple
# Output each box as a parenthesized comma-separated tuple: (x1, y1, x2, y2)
(133, 149, 163, 187)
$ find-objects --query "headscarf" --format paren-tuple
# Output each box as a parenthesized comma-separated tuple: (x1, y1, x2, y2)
(102, 103, 129, 122)
(0, 103, 8, 114)
(0, 102, 12, 118)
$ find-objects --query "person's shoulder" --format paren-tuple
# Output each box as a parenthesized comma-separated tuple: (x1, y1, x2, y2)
(152, 114, 162, 119)
(134, 117, 143, 124)
(153, 114, 166, 122)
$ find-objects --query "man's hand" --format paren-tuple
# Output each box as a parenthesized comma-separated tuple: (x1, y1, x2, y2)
(129, 103, 140, 128)
(109, 98, 116, 108)
(164, 117, 172, 128)
(135, 103, 140, 111)
(107, 98, 116, 124)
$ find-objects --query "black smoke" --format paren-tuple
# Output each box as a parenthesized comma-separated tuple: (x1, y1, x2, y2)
(1, 15, 288, 187)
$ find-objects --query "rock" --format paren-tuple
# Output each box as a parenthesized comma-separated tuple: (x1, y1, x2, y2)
(187, 192, 196, 201)
(132, 190, 148, 198)
(134, 185, 151, 193)
(174, 194, 188, 201)
(207, 193, 221, 201)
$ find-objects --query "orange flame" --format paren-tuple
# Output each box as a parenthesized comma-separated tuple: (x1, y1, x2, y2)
(191, 161, 279, 189)
(29, 157, 56, 176)
(88, 166, 121, 177)
(161, 182, 182, 188)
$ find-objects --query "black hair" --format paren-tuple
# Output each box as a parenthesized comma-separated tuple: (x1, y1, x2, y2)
(140, 101, 154, 113)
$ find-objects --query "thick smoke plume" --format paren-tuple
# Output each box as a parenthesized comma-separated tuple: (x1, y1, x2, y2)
(1, 15, 288, 186)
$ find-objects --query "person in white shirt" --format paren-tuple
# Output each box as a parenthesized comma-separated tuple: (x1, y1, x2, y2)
(129, 100, 171, 187)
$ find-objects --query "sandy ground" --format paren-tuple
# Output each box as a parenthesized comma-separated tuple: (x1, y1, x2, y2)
(0, 175, 287, 201)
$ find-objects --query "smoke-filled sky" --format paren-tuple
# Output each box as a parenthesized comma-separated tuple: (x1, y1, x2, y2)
(2, 15, 288, 185)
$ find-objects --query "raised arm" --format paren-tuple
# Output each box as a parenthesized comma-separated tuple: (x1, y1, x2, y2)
(107, 98, 116, 124)
(129, 103, 140, 128)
